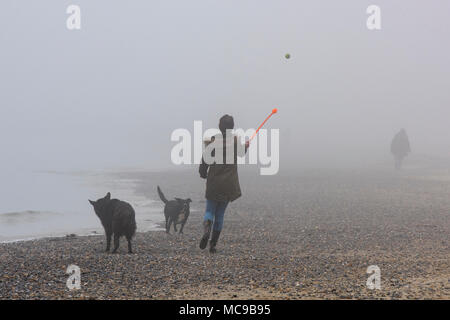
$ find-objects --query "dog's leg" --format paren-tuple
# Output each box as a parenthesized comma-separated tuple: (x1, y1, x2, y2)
(179, 222, 185, 234)
(167, 218, 173, 235)
(106, 232, 112, 252)
(173, 220, 178, 233)
(165, 216, 170, 233)
(112, 234, 120, 253)
(126, 236, 133, 254)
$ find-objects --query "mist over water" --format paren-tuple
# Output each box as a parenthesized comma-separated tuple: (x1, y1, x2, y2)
(0, 171, 98, 241)
(0, 170, 163, 242)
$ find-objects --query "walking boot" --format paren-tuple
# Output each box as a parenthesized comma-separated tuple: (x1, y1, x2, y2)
(199, 220, 212, 250)
(209, 229, 221, 253)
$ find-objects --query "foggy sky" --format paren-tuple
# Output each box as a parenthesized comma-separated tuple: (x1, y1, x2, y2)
(1, 1, 449, 172)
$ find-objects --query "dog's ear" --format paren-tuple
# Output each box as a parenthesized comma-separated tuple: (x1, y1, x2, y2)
(88, 200, 95, 206)
(105, 192, 111, 200)
(186, 198, 192, 203)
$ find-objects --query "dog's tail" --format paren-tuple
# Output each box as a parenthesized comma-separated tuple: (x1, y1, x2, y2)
(157, 186, 169, 204)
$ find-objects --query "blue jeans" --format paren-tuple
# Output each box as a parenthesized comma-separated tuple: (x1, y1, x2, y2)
(203, 199, 229, 231)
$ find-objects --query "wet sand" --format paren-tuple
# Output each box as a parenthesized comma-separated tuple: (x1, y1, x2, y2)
(0, 168, 449, 299)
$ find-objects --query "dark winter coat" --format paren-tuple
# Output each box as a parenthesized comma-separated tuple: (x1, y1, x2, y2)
(391, 130, 411, 158)
(199, 133, 248, 202)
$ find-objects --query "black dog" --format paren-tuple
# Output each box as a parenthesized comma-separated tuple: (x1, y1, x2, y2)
(89, 192, 137, 253)
(157, 186, 191, 234)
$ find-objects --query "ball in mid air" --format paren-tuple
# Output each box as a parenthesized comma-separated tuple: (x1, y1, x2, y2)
(285, 53, 291, 59)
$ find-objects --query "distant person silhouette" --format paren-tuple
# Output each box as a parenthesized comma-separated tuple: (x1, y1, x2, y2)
(390, 128, 411, 170)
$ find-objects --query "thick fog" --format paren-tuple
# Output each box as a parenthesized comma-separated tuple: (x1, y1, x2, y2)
(1, 1, 449, 172)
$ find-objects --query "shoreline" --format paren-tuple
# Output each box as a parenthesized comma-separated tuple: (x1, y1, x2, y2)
(0, 169, 448, 299)
(0, 220, 167, 245)
(0, 170, 165, 244)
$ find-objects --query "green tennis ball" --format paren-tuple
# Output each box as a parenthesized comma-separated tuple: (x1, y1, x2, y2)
(285, 53, 291, 59)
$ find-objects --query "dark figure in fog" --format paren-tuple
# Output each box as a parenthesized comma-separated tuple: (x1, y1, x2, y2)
(89, 192, 137, 253)
(391, 128, 411, 170)
(198, 114, 249, 253)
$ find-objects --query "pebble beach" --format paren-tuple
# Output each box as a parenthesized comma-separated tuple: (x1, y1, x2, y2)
(0, 168, 449, 299)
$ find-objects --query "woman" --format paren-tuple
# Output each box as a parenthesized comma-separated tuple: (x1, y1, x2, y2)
(198, 115, 248, 253)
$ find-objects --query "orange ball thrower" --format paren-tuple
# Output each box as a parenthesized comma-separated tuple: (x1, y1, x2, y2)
(249, 108, 278, 143)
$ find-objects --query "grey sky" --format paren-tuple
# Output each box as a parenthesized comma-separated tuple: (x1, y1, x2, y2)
(1, 1, 449, 171)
